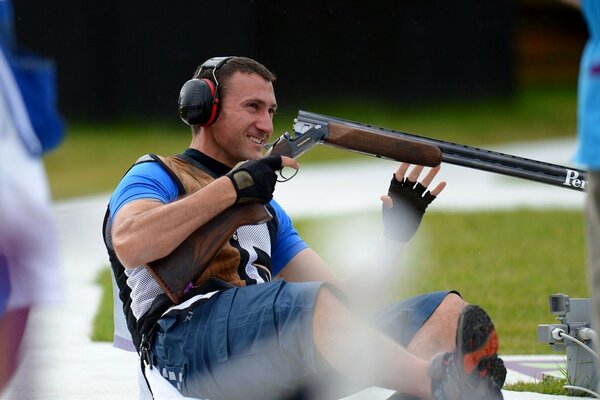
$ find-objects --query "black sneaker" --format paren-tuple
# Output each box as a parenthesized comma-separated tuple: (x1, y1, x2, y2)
(428, 305, 505, 400)
(479, 354, 506, 389)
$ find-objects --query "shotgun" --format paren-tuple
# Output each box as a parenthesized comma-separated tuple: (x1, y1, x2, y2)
(296, 111, 587, 192)
(145, 115, 443, 304)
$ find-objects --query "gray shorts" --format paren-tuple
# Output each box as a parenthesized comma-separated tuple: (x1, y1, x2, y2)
(149, 280, 452, 400)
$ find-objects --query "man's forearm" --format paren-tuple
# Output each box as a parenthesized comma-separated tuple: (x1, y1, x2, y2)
(112, 176, 237, 268)
(340, 238, 408, 312)
(280, 243, 407, 312)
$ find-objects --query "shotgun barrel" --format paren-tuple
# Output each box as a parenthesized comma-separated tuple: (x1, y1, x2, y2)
(296, 110, 587, 192)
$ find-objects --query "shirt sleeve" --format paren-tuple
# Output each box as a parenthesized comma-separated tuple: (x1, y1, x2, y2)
(270, 199, 308, 276)
(108, 161, 179, 221)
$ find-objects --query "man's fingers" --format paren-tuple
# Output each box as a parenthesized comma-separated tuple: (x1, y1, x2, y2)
(262, 155, 283, 171)
(380, 195, 393, 209)
(280, 156, 300, 170)
(394, 163, 410, 182)
(392, 163, 446, 199)
(407, 165, 424, 183)
(429, 181, 446, 197)
(420, 165, 441, 188)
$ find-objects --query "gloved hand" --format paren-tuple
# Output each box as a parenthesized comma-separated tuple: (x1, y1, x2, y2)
(381, 164, 445, 242)
(226, 156, 282, 204)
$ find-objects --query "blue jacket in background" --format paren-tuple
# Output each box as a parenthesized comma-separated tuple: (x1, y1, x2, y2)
(0, 0, 64, 156)
(573, 0, 600, 169)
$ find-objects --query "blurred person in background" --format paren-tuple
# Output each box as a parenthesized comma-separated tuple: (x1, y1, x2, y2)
(575, 0, 600, 387)
(561, 0, 600, 387)
(0, 0, 64, 392)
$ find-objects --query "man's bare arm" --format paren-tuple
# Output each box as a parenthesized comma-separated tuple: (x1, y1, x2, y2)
(111, 176, 236, 268)
(278, 244, 406, 312)
(278, 248, 344, 287)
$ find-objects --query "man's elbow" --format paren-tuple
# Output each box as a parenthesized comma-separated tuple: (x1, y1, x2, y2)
(112, 235, 144, 268)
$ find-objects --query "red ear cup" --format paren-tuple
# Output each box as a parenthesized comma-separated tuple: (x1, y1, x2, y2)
(178, 78, 220, 126)
(203, 79, 220, 126)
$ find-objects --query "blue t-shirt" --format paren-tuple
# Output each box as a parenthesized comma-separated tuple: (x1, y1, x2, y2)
(109, 160, 307, 276)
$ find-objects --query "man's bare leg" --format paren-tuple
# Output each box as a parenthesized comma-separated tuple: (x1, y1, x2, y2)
(312, 287, 433, 399)
(406, 293, 466, 360)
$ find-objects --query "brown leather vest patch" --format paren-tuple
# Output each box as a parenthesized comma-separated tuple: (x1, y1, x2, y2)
(156, 155, 247, 288)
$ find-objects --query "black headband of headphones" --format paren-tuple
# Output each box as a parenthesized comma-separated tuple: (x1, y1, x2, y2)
(198, 56, 233, 72)
(178, 56, 235, 126)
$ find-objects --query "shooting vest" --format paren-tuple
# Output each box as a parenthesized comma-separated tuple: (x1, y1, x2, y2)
(103, 150, 278, 350)
(154, 153, 246, 287)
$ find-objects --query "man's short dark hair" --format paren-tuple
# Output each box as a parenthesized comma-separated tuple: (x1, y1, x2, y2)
(193, 56, 276, 100)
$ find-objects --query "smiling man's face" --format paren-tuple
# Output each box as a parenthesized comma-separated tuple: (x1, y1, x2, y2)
(204, 71, 277, 167)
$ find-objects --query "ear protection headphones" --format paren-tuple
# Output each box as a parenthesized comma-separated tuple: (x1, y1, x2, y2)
(178, 56, 234, 126)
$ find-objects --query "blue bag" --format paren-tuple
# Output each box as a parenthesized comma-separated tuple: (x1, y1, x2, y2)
(9, 51, 65, 154)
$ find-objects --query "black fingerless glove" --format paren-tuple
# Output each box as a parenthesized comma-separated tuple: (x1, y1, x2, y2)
(226, 156, 282, 204)
(382, 175, 437, 242)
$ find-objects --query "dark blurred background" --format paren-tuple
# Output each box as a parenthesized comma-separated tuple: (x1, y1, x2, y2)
(12, 0, 587, 121)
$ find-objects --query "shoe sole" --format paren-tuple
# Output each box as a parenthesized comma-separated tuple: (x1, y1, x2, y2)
(478, 354, 507, 388)
(456, 305, 505, 388)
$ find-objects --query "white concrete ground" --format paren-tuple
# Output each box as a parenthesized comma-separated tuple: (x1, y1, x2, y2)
(0, 138, 590, 399)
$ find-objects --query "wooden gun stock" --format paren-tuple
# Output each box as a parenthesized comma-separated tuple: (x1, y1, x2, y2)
(327, 122, 442, 167)
(145, 203, 272, 304)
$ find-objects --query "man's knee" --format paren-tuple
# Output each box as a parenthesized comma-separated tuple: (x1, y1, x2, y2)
(311, 286, 357, 354)
(437, 292, 467, 317)
(312, 286, 348, 330)
(427, 292, 466, 331)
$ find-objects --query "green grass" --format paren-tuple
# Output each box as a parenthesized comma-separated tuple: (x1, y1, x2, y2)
(44, 120, 192, 200)
(92, 209, 587, 357)
(45, 85, 577, 200)
(91, 268, 114, 342)
(505, 376, 588, 397)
